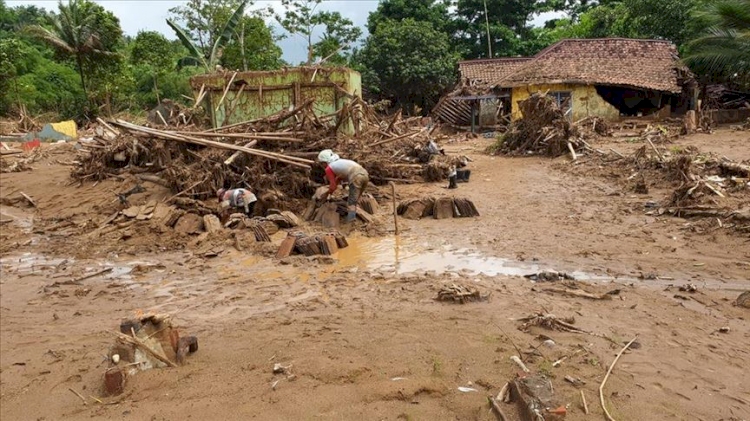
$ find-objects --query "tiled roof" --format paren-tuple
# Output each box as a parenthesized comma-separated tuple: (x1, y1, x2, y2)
(458, 58, 531, 85)
(493, 38, 684, 93)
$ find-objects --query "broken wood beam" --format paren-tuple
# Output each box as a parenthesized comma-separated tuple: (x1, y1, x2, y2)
(224, 140, 258, 165)
(111, 120, 312, 169)
(369, 130, 422, 148)
(174, 131, 303, 143)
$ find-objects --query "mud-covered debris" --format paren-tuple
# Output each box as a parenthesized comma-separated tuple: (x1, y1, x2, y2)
(103, 367, 125, 396)
(523, 271, 575, 282)
(510, 374, 566, 421)
(517, 313, 582, 333)
(273, 363, 291, 374)
(735, 291, 750, 308)
(174, 213, 204, 235)
(679, 284, 698, 293)
(398, 196, 478, 220)
(203, 214, 223, 234)
(436, 284, 488, 304)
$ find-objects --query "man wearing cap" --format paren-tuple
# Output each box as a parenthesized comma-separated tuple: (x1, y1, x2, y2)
(316, 149, 369, 223)
(217, 187, 257, 217)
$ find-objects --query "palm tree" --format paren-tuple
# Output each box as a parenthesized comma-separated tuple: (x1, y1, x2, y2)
(167, 0, 249, 72)
(25, 0, 118, 101)
(684, 0, 750, 85)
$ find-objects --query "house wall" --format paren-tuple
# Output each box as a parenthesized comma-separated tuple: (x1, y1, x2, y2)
(511, 84, 620, 122)
(191, 67, 361, 134)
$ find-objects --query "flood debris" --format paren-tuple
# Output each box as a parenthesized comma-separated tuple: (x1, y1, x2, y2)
(509, 373, 567, 421)
(735, 291, 750, 308)
(276, 231, 348, 258)
(436, 284, 488, 304)
(104, 313, 198, 396)
(397, 196, 479, 220)
(488, 93, 584, 159)
(517, 313, 584, 334)
(70, 98, 462, 212)
(569, 141, 750, 234)
(600, 336, 639, 421)
(523, 271, 575, 282)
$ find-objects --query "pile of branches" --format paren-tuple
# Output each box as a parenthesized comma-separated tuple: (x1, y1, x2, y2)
(591, 144, 750, 232)
(490, 93, 583, 157)
(71, 99, 450, 213)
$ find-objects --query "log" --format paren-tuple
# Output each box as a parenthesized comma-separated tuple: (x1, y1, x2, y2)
(175, 131, 303, 143)
(718, 162, 750, 177)
(111, 120, 312, 169)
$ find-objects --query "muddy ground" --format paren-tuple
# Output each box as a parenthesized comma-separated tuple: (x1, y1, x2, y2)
(1, 128, 749, 421)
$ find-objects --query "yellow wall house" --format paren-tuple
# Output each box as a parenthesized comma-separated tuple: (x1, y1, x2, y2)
(435, 38, 696, 127)
(495, 39, 695, 122)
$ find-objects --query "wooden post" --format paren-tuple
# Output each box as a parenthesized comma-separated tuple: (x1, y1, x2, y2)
(390, 182, 399, 235)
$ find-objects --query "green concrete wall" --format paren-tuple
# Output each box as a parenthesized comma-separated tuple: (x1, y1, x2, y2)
(191, 67, 362, 134)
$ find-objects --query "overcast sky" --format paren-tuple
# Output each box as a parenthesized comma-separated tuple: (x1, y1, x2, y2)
(8, 0, 561, 63)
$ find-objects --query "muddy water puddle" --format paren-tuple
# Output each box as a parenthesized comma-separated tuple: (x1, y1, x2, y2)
(329, 235, 604, 279)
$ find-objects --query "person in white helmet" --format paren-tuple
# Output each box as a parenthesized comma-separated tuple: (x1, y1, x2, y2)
(217, 187, 257, 216)
(316, 149, 369, 223)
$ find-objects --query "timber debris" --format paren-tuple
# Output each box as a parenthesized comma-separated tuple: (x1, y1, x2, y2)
(70, 98, 463, 216)
(436, 284, 488, 303)
(105, 313, 198, 396)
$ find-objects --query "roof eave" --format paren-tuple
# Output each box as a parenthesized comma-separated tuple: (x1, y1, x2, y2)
(497, 80, 682, 94)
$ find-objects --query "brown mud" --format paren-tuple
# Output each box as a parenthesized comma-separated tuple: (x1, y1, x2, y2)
(1, 128, 749, 421)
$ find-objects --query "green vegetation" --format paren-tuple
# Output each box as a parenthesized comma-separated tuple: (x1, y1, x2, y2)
(0, 0, 746, 121)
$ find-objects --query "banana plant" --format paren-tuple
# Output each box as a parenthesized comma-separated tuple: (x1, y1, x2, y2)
(166, 0, 249, 72)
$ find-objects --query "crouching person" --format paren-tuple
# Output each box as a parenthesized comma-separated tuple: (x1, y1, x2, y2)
(317, 149, 369, 223)
(217, 187, 257, 217)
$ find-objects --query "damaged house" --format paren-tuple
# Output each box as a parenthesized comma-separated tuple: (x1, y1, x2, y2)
(434, 38, 696, 128)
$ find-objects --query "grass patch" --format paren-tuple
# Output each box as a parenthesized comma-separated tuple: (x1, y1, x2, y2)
(485, 133, 507, 155)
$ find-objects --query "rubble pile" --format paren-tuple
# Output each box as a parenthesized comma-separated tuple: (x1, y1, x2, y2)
(489, 93, 584, 157)
(71, 99, 457, 214)
(397, 196, 480, 220)
(577, 144, 750, 233)
(105, 313, 198, 396)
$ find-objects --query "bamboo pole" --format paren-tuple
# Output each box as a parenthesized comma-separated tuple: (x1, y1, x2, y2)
(369, 130, 422, 148)
(111, 120, 312, 168)
(174, 131, 303, 143)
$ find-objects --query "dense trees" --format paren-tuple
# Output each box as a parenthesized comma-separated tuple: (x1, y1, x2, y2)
(684, 0, 750, 87)
(358, 19, 459, 114)
(0, 0, 747, 119)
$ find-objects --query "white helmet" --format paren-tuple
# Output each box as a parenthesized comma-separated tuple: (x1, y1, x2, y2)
(317, 149, 339, 163)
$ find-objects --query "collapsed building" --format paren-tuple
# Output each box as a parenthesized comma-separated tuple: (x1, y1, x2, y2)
(434, 38, 698, 129)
